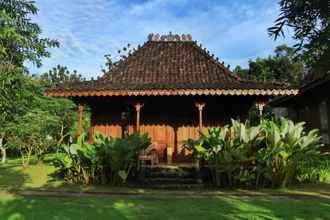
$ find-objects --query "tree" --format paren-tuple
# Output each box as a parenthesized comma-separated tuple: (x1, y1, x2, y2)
(39, 65, 84, 88)
(40, 96, 78, 150)
(0, 1, 79, 165)
(268, 0, 329, 78)
(0, 64, 31, 163)
(0, 0, 59, 163)
(0, 0, 59, 67)
(234, 45, 305, 85)
(11, 108, 58, 166)
(101, 44, 132, 74)
(4, 74, 77, 165)
(38, 65, 85, 144)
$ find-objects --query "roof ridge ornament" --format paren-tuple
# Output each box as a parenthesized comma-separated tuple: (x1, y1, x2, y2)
(148, 32, 192, 42)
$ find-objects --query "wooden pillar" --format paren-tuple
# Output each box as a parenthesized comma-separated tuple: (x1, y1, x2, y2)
(134, 102, 143, 133)
(78, 104, 84, 136)
(256, 102, 266, 120)
(195, 102, 206, 132)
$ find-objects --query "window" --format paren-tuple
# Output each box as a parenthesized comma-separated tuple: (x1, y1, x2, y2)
(319, 101, 329, 144)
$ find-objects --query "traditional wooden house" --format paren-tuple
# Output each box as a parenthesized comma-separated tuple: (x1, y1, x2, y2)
(46, 33, 298, 164)
(271, 75, 330, 148)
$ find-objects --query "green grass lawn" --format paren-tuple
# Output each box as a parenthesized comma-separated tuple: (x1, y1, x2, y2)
(1, 157, 330, 220)
(0, 191, 329, 220)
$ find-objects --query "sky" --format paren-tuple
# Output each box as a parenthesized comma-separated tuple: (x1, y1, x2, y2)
(29, 0, 295, 78)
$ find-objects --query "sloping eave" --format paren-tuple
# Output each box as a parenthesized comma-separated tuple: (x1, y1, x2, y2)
(45, 88, 299, 97)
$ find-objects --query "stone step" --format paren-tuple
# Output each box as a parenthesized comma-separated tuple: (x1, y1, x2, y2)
(138, 166, 202, 188)
(145, 168, 198, 178)
(143, 183, 204, 190)
(146, 172, 195, 178)
(145, 177, 199, 184)
(145, 166, 197, 173)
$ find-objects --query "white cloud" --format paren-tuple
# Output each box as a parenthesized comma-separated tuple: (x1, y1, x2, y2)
(29, 0, 295, 77)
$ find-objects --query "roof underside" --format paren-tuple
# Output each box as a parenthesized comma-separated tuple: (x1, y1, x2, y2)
(46, 39, 298, 97)
(270, 74, 330, 106)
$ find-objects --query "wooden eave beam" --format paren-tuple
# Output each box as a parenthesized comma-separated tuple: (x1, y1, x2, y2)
(45, 88, 300, 97)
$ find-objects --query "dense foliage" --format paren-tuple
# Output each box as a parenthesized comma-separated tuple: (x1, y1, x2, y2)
(0, 1, 79, 165)
(269, 0, 329, 78)
(53, 133, 151, 185)
(0, 66, 77, 165)
(0, 0, 59, 67)
(234, 45, 305, 85)
(184, 118, 327, 188)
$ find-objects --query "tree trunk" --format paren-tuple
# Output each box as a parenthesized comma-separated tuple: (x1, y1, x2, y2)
(26, 148, 32, 166)
(1, 147, 6, 164)
(21, 147, 32, 167)
(0, 138, 6, 164)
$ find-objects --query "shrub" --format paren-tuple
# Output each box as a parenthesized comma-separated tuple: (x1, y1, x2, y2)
(94, 132, 151, 184)
(296, 159, 330, 183)
(260, 118, 326, 187)
(184, 120, 262, 187)
(53, 132, 151, 185)
(185, 118, 327, 188)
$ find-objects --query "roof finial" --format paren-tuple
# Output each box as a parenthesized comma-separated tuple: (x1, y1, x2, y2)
(148, 33, 193, 41)
(148, 33, 154, 41)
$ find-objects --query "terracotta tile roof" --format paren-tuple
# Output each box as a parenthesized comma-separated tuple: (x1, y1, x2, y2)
(47, 34, 298, 97)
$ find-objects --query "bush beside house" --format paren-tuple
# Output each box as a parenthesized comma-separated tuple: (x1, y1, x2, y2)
(52, 118, 328, 188)
(53, 133, 151, 185)
(184, 118, 328, 188)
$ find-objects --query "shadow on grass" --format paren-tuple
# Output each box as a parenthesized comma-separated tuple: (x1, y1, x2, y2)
(293, 182, 330, 195)
(0, 193, 330, 220)
(0, 164, 31, 190)
(0, 158, 61, 190)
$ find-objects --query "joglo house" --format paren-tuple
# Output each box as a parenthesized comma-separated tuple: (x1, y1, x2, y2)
(46, 33, 300, 165)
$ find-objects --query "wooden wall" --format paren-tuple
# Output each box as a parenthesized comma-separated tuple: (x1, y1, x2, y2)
(87, 95, 256, 163)
(283, 81, 330, 150)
